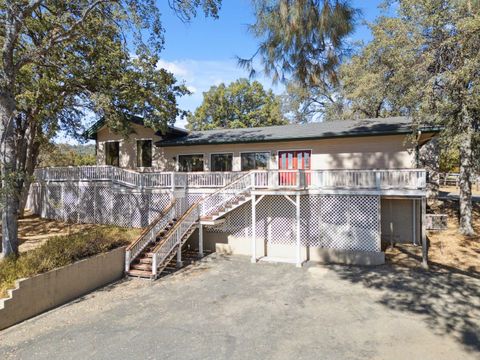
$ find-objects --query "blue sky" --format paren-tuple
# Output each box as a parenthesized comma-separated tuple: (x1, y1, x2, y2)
(156, 0, 386, 128)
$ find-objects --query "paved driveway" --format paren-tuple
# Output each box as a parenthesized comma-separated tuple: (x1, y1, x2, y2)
(1, 255, 479, 360)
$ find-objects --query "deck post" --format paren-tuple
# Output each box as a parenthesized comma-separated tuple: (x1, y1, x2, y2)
(171, 172, 175, 191)
(296, 194, 302, 267)
(412, 199, 417, 245)
(251, 194, 257, 263)
(198, 223, 204, 257)
(177, 245, 183, 268)
(421, 196, 428, 269)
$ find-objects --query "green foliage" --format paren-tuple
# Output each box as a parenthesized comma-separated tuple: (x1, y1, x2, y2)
(38, 143, 96, 167)
(240, 0, 357, 88)
(187, 78, 287, 130)
(0, 226, 140, 298)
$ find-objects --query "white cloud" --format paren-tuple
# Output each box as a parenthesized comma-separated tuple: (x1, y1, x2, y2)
(157, 58, 284, 128)
(156, 59, 190, 78)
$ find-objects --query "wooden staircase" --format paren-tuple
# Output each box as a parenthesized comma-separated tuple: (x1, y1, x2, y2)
(126, 172, 254, 280)
(127, 219, 198, 279)
(200, 194, 251, 223)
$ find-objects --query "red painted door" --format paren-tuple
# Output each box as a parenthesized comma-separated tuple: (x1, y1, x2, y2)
(278, 150, 311, 186)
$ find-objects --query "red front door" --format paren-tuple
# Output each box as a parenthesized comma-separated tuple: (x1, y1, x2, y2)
(278, 150, 311, 186)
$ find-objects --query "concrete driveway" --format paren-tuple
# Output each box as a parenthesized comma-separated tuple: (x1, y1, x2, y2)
(0, 255, 479, 360)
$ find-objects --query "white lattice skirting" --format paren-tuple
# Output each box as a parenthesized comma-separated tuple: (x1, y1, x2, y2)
(27, 182, 173, 228)
(207, 195, 381, 252)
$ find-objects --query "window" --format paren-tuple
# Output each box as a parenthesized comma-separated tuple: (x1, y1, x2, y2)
(211, 153, 233, 172)
(105, 141, 119, 167)
(178, 154, 204, 172)
(136, 139, 152, 168)
(241, 152, 269, 171)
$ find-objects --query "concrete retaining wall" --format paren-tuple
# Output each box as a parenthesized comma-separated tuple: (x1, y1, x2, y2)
(0, 247, 125, 330)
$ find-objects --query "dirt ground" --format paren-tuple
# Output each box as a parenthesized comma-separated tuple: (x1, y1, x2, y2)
(2, 213, 141, 253)
(440, 185, 480, 196)
(386, 198, 480, 275)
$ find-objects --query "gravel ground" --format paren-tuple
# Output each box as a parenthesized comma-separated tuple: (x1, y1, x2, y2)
(0, 254, 479, 360)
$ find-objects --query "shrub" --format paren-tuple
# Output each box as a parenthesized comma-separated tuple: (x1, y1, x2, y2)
(0, 226, 139, 298)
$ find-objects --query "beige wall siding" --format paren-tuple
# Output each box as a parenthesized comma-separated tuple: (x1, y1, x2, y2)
(96, 124, 162, 169)
(95, 124, 417, 170)
(381, 198, 421, 245)
(158, 134, 416, 171)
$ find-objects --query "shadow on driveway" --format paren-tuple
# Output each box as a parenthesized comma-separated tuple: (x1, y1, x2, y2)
(330, 261, 480, 353)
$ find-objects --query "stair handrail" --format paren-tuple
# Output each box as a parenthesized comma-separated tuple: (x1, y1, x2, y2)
(151, 202, 200, 277)
(125, 198, 177, 271)
(199, 171, 253, 217)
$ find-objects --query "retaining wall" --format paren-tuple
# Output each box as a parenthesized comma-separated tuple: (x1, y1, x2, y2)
(0, 247, 125, 330)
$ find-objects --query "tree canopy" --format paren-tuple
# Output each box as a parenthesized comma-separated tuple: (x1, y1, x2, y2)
(0, 0, 221, 256)
(187, 78, 287, 130)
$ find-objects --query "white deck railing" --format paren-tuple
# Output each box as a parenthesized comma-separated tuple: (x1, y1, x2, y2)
(253, 169, 426, 190)
(125, 199, 177, 270)
(200, 172, 253, 216)
(34, 166, 426, 191)
(151, 203, 199, 277)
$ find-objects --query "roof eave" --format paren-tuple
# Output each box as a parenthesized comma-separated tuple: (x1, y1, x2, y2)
(154, 128, 428, 147)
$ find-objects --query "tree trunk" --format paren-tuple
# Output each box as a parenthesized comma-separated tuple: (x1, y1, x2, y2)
(458, 116, 475, 236)
(419, 137, 440, 203)
(16, 116, 40, 217)
(0, 90, 19, 257)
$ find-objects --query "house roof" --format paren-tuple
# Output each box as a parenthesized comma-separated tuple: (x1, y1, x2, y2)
(155, 117, 439, 147)
(83, 116, 188, 140)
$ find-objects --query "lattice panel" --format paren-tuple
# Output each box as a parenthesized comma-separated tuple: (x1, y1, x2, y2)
(206, 194, 380, 253)
(95, 186, 113, 224)
(318, 195, 380, 252)
(63, 182, 80, 223)
(262, 196, 296, 245)
(300, 195, 320, 247)
(45, 184, 62, 220)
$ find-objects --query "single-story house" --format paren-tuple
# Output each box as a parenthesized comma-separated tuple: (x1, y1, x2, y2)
(30, 116, 438, 278)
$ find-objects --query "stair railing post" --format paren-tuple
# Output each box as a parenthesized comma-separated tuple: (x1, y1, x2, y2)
(152, 255, 157, 278)
(198, 223, 204, 257)
(125, 250, 131, 272)
(250, 171, 256, 190)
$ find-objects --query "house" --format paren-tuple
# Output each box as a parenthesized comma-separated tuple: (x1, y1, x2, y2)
(30, 116, 438, 278)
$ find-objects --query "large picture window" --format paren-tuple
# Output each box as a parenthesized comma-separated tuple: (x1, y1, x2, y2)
(241, 152, 269, 171)
(105, 141, 119, 167)
(211, 153, 233, 172)
(178, 154, 204, 172)
(136, 139, 152, 168)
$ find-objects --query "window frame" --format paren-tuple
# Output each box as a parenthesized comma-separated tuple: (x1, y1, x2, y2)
(210, 152, 234, 172)
(239, 151, 270, 171)
(104, 140, 120, 167)
(136, 138, 153, 168)
(177, 153, 205, 172)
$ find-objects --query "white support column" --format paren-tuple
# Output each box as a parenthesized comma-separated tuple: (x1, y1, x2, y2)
(296, 194, 302, 268)
(198, 223, 204, 257)
(421, 196, 428, 269)
(412, 199, 417, 245)
(251, 194, 257, 263)
(177, 244, 183, 268)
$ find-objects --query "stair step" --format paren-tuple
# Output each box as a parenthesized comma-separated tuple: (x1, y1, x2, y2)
(131, 263, 152, 271)
(137, 257, 152, 264)
(127, 269, 152, 278)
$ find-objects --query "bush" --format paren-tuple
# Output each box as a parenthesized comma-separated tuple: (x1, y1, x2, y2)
(0, 226, 139, 298)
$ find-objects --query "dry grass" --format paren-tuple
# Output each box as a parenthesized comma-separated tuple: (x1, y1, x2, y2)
(439, 185, 480, 196)
(0, 221, 141, 299)
(386, 199, 480, 275)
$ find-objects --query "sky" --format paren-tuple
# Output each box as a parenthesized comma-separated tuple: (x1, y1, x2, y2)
(156, 0, 386, 128)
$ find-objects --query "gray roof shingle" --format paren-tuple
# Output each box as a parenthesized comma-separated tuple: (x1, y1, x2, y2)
(156, 116, 436, 147)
